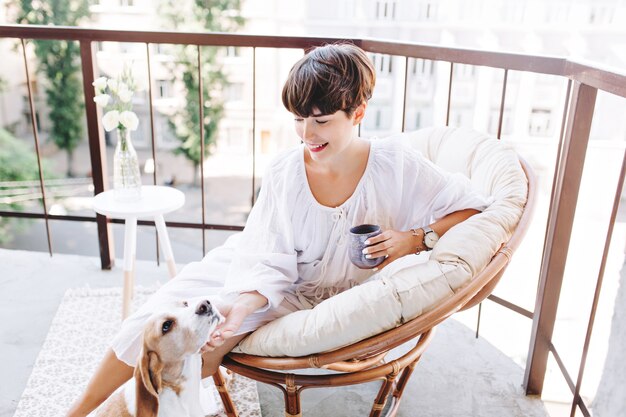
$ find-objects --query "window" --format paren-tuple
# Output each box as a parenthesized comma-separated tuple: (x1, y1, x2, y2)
(155, 80, 171, 98)
(224, 127, 248, 152)
(260, 130, 271, 154)
(154, 43, 168, 55)
(370, 54, 393, 76)
(529, 108, 553, 136)
(375, 1, 396, 20)
(22, 96, 42, 132)
(225, 47, 241, 58)
(224, 83, 244, 102)
(363, 106, 391, 131)
(29, 79, 39, 95)
(448, 108, 473, 128)
(338, 0, 356, 20)
(406, 107, 433, 131)
(488, 108, 513, 136)
(500, 3, 526, 23)
(589, 5, 614, 25)
(545, 4, 570, 24)
(412, 59, 434, 77)
(421, 2, 438, 20)
(453, 64, 476, 79)
(158, 117, 177, 146)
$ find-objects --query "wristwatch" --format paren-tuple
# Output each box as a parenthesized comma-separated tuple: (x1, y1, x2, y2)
(422, 226, 440, 250)
(411, 226, 440, 253)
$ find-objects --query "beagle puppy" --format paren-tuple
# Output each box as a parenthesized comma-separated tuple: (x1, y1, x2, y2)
(95, 299, 224, 417)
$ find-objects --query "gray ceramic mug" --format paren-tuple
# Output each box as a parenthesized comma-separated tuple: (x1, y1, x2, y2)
(349, 224, 385, 269)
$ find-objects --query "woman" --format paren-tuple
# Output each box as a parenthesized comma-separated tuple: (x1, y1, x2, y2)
(67, 43, 489, 416)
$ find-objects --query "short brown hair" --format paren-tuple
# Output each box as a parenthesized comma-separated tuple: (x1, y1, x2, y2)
(282, 43, 376, 117)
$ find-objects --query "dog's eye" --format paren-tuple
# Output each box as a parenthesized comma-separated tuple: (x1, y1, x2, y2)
(182, 301, 188, 307)
(162, 320, 174, 334)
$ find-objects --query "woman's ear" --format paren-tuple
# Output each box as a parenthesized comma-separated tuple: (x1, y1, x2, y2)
(135, 349, 163, 417)
(353, 102, 368, 125)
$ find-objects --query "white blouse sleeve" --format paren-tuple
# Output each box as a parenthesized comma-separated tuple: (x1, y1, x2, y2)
(414, 154, 492, 222)
(220, 164, 298, 311)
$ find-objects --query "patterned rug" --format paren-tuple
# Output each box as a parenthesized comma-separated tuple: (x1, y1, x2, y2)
(13, 287, 261, 417)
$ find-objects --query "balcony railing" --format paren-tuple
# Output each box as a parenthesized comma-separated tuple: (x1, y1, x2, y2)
(1, 24, 625, 417)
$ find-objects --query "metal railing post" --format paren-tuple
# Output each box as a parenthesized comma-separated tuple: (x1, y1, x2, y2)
(80, 40, 114, 269)
(523, 82, 597, 395)
(20, 38, 53, 256)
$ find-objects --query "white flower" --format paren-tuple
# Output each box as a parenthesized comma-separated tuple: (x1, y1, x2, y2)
(107, 78, 118, 93)
(98, 71, 138, 131)
(102, 110, 120, 131)
(119, 111, 139, 131)
(93, 94, 110, 107)
(117, 86, 133, 103)
(92, 77, 108, 93)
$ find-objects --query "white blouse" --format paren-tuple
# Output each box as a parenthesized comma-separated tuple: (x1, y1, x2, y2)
(220, 136, 491, 311)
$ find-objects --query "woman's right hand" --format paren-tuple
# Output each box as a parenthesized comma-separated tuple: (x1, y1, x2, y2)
(201, 291, 268, 353)
(201, 302, 246, 352)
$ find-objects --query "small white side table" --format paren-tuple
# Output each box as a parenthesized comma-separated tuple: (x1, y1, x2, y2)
(93, 185, 185, 319)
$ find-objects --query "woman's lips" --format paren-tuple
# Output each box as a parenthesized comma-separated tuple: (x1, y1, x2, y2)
(308, 142, 328, 153)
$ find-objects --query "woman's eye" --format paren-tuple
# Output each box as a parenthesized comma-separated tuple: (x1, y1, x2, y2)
(315, 120, 328, 124)
(294, 118, 303, 122)
(162, 320, 173, 334)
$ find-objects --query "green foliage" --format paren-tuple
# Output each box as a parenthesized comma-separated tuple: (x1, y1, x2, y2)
(0, 128, 53, 243)
(160, 0, 244, 182)
(167, 45, 226, 172)
(0, 128, 49, 183)
(12, 0, 91, 177)
(159, 0, 244, 32)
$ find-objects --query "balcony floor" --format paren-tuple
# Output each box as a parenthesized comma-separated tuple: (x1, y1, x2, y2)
(0, 248, 549, 417)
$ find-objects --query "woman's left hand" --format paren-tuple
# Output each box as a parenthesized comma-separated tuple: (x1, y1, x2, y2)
(362, 229, 417, 270)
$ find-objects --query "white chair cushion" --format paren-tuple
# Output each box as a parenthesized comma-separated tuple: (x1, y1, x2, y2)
(234, 127, 528, 357)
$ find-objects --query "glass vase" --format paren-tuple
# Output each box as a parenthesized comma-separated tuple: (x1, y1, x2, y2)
(113, 128, 142, 202)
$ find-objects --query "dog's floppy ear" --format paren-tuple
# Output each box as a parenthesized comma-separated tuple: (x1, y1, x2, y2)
(135, 349, 163, 417)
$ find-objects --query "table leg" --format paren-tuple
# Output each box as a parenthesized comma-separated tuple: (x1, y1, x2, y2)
(122, 217, 138, 319)
(154, 214, 177, 278)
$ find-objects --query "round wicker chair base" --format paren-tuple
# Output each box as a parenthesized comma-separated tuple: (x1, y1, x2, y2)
(218, 328, 434, 417)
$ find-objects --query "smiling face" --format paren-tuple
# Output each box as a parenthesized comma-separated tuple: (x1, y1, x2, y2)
(282, 44, 374, 165)
(295, 104, 367, 163)
(294, 109, 357, 161)
(142, 300, 224, 363)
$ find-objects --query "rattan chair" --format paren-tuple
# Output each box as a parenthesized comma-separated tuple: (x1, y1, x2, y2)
(212, 130, 536, 417)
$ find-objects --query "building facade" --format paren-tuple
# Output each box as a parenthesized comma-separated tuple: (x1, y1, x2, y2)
(1, 0, 625, 177)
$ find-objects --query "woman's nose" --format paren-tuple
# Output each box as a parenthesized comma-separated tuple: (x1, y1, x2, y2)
(302, 121, 315, 140)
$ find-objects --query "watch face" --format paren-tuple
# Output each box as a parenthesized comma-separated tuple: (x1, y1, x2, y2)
(424, 232, 439, 249)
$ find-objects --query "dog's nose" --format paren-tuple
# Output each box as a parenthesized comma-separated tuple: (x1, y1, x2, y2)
(195, 300, 212, 316)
